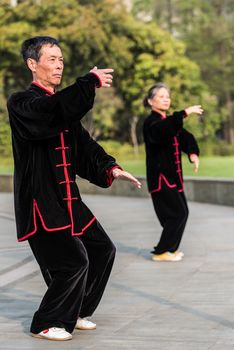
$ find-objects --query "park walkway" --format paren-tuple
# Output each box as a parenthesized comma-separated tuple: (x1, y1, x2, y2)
(0, 192, 234, 350)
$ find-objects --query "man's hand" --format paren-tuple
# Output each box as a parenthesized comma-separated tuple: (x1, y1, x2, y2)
(112, 168, 142, 189)
(190, 154, 199, 173)
(90, 66, 113, 87)
(185, 105, 204, 116)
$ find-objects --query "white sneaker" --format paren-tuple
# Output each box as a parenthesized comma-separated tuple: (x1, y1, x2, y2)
(32, 327, 72, 341)
(152, 251, 182, 262)
(75, 317, 96, 330)
(175, 251, 184, 258)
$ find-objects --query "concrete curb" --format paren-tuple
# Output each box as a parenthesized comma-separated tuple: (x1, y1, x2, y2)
(1, 174, 234, 206)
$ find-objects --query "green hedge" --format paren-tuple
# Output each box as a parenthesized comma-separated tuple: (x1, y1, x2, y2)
(99, 140, 234, 159)
(0, 121, 12, 158)
(200, 140, 234, 156)
(99, 141, 145, 161)
(2, 139, 234, 175)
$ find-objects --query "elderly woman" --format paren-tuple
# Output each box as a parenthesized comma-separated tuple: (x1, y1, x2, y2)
(143, 83, 203, 262)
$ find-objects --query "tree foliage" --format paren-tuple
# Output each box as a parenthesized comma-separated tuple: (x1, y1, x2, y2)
(0, 0, 221, 158)
(132, 0, 234, 144)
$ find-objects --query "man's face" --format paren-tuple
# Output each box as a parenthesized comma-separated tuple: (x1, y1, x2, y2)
(30, 44, 64, 88)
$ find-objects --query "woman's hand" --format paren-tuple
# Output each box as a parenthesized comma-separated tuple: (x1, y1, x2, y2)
(185, 105, 203, 116)
(190, 154, 199, 173)
(90, 66, 114, 87)
(112, 168, 142, 189)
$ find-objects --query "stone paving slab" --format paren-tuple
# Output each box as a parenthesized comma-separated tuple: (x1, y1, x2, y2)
(0, 193, 234, 349)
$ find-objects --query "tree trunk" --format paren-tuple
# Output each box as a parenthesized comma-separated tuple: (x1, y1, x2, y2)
(130, 115, 139, 155)
(214, 1, 233, 144)
(223, 92, 234, 144)
(167, 0, 173, 33)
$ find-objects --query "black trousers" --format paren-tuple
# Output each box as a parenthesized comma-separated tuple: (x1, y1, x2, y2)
(151, 185, 189, 254)
(28, 220, 116, 334)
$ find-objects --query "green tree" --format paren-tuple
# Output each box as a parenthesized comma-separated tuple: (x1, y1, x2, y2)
(107, 15, 219, 151)
(132, 0, 234, 144)
(0, 0, 219, 159)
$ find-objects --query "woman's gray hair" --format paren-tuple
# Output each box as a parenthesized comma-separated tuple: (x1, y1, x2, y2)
(143, 83, 170, 108)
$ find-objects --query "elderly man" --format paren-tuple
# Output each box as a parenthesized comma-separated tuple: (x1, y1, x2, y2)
(7, 36, 141, 341)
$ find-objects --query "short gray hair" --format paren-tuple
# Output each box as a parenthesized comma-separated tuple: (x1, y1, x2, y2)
(143, 83, 170, 108)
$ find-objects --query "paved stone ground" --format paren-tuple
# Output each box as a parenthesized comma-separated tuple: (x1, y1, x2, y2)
(0, 193, 234, 350)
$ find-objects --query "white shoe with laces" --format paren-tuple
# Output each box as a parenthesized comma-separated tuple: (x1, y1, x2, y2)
(75, 317, 96, 330)
(32, 327, 72, 341)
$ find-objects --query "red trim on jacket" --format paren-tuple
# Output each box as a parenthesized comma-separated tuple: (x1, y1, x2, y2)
(60, 131, 76, 233)
(106, 165, 122, 186)
(59, 132, 96, 235)
(173, 136, 183, 191)
(18, 200, 72, 241)
(63, 197, 78, 201)
(56, 163, 71, 167)
(32, 81, 54, 95)
(18, 84, 97, 241)
(55, 146, 69, 150)
(89, 72, 102, 88)
(72, 216, 97, 237)
(151, 136, 184, 193)
(59, 180, 74, 185)
(151, 173, 177, 193)
(18, 199, 96, 241)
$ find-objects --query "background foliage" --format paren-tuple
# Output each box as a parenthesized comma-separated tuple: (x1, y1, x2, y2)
(0, 0, 233, 162)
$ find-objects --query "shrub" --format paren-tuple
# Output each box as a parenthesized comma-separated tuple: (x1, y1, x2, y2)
(200, 140, 234, 156)
(99, 140, 145, 161)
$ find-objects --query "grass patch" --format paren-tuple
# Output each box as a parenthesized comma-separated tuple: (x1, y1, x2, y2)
(1, 155, 234, 178)
(183, 156, 234, 177)
(0, 157, 13, 174)
(119, 156, 234, 178)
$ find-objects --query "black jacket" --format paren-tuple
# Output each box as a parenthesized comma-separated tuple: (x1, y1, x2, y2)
(7, 73, 119, 241)
(143, 110, 199, 193)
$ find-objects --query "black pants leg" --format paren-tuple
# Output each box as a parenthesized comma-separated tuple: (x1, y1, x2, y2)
(28, 228, 89, 334)
(79, 220, 116, 318)
(28, 220, 115, 333)
(151, 186, 189, 254)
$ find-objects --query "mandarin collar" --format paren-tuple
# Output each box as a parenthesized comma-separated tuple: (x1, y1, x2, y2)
(31, 81, 55, 95)
(150, 110, 167, 119)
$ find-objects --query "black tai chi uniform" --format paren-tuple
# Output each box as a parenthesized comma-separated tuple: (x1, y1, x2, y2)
(143, 110, 199, 255)
(7, 73, 120, 334)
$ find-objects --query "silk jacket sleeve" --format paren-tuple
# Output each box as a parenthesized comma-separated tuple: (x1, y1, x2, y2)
(7, 73, 99, 141)
(179, 128, 200, 160)
(75, 124, 120, 188)
(144, 110, 186, 145)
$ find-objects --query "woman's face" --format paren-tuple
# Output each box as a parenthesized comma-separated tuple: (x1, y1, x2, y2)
(148, 88, 171, 112)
